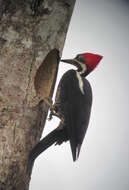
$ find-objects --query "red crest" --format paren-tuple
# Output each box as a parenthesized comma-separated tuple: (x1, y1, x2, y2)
(82, 53, 103, 72)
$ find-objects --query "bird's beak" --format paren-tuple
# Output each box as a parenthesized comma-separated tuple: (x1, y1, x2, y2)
(61, 59, 76, 66)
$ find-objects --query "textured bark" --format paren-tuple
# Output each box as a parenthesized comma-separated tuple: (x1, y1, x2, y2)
(0, 0, 76, 189)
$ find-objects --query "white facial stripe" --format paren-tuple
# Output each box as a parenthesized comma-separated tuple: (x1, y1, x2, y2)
(74, 58, 87, 75)
(76, 71, 85, 95)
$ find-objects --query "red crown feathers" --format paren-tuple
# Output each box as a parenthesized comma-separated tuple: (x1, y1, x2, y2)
(82, 53, 103, 72)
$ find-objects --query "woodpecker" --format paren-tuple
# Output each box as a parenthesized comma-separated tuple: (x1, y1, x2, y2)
(28, 52, 102, 170)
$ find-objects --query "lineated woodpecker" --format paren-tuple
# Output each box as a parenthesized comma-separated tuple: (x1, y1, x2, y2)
(28, 52, 102, 171)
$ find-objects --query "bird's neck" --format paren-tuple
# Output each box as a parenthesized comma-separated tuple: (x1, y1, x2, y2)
(77, 67, 87, 77)
(76, 71, 85, 94)
(74, 59, 87, 77)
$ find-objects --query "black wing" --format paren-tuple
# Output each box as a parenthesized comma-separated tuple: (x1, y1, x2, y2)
(59, 70, 92, 161)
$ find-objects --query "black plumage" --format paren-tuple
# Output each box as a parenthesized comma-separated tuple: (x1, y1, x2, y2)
(28, 69, 92, 167)
(54, 69, 92, 160)
(27, 52, 102, 172)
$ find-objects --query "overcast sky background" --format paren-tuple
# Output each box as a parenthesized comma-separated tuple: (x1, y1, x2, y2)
(30, 0, 129, 189)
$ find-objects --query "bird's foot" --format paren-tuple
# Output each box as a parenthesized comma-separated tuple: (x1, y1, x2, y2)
(48, 108, 61, 121)
(43, 97, 55, 119)
(43, 98, 63, 123)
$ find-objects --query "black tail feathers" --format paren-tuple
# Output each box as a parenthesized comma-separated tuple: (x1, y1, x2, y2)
(27, 127, 68, 173)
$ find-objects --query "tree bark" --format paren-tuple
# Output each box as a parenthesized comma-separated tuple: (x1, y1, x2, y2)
(0, 0, 76, 189)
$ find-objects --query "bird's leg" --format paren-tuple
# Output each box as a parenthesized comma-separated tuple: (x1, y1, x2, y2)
(49, 110, 65, 131)
(43, 98, 64, 124)
(43, 98, 58, 119)
(48, 103, 60, 121)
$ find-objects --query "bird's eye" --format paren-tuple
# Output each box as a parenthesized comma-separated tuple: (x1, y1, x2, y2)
(76, 54, 81, 59)
(76, 55, 84, 62)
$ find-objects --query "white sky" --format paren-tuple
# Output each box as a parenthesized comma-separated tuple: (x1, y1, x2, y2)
(30, 0, 129, 189)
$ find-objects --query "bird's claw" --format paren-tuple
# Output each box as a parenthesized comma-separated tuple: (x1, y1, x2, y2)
(49, 106, 65, 125)
(48, 108, 63, 122)
(48, 109, 55, 121)
(43, 98, 63, 122)
(48, 113, 53, 121)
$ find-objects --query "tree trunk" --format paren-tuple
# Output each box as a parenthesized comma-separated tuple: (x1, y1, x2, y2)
(0, 0, 76, 189)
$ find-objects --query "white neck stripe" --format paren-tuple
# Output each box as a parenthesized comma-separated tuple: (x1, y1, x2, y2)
(76, 71, 85, 95)
(74, 59, 87, 75)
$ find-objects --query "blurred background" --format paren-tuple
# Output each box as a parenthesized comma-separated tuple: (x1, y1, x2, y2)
(30, 0, 129, 189)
